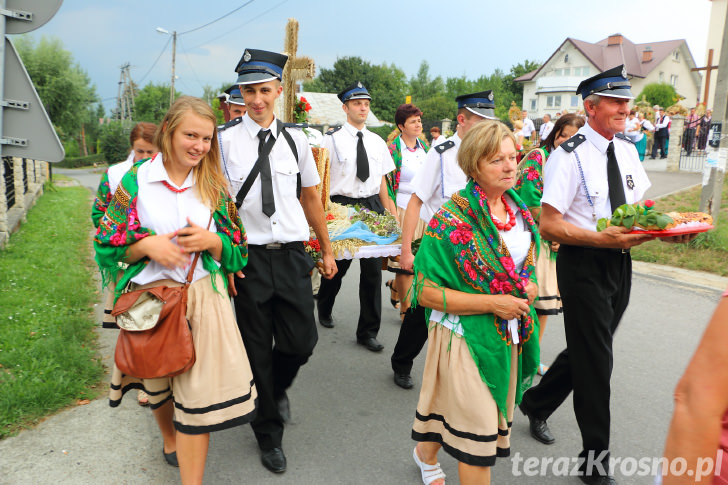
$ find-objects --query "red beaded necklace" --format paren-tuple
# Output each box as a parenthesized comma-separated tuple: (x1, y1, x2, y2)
(487, 195, 516, 231)
(161, 180, 190, 193)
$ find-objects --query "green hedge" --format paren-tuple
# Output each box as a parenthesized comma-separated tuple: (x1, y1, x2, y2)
(55, 153, 105, 168)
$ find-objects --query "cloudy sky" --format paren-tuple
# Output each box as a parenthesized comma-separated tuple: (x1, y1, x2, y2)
(24, 0, 715, 112)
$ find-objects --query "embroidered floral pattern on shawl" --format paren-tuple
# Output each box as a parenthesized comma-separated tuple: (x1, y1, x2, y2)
(413, 179, 540, 417)
(385, 136, 429, 202)
(94, 160, 247, 301)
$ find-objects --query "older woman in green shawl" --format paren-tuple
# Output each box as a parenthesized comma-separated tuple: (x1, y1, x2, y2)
(410, 121, 540, 485)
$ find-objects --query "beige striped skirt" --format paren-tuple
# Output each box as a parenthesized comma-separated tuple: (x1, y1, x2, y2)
(533, 238, 562, 315)
(109, 273, 257, 434)
(412, 323, 517, 467)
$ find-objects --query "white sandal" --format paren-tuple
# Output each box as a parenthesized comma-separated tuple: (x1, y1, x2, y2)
(413, 446, 446, 485)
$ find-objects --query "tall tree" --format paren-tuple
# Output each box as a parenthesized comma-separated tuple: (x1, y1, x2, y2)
(303, 56, 407, 121)
(133, 83, 179, 123)
(409, 61, 445, 103)
(14, 35, 99, 147)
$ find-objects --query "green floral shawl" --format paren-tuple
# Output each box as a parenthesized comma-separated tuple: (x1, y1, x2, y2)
(412, 179, 540, 418)
(386, 135, 430, 202)
(514, 147, 557, 262)
(94, 159, 248, 301)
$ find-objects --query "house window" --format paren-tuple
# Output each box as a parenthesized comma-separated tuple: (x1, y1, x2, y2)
(659, 71, 665, 82)
(530, 99, 537, 110)
(672, 50, 679, 62)
(670, 74, 678, 87)
(573, 66, 591, 76)
(547, 96, 562, 108)
(571, 95, 579, 107)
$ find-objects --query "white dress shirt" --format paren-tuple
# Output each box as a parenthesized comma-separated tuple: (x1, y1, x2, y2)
(132, 154, 218, 285)
(522, 118, 536, 138)
(412, 132, 468, 221)
(539, 121, 554, 141)
(542, 122, 651, 232)
(219, 113, 320, 245)
(321, 122, 395, 199)
(108, 151, 134, 194)
(396, 137, 428, 210)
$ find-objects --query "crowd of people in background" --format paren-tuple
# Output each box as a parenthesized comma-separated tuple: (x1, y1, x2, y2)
(90, 53, 721, 485)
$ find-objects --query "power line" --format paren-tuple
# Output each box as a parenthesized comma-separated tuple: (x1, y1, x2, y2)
(179, 0, 256, 35)
(187, 0, 291, 51)
(137, 36, 171, 85)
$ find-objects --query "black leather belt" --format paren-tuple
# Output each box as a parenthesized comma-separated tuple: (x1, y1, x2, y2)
(249, 242, 304, 250)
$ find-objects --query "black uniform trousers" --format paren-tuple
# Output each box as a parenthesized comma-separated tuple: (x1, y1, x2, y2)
(317, 194, 384, 341)
(652, 132, 668, 159)
(391, 304, 428, 375)
(520, 245, 631, 472)
(234, 243, 318, 451)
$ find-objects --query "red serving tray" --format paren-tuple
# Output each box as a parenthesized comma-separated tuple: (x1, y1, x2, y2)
(629, 223, 714, 236)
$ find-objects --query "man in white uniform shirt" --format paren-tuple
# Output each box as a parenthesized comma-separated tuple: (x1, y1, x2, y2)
(539, 114, 554, 144)
(517, 65, 693, 485)
(218, 48, 336, 474)
(522, 109, 536, 142)
(317, 81, 397, 353)
(392, 90, 497, 389)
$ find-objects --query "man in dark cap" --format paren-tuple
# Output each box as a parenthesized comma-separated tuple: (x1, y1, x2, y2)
(225, 85, 247, 119)
(393, 90, 496, 389)
(517, 65, 693, 484)
(218, 48, 337, 474)
(316, 81, 397, 352)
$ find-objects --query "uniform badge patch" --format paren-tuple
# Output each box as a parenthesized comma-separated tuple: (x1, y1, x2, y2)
(626, 175, 634, 190)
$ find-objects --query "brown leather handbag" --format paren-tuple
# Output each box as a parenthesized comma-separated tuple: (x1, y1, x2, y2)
(112, 222, 209, 379)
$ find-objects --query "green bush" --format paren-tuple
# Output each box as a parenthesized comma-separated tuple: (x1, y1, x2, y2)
(56, 153, 105, 168)
(99, 121, 130, 163)
(635, 83, 680, 109)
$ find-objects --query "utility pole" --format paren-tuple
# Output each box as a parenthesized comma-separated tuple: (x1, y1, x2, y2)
(699, 8, 728, 222)
(170, 30, 176, 106)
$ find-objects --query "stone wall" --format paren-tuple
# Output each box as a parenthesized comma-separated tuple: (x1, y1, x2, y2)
(0, 157, 49, 248)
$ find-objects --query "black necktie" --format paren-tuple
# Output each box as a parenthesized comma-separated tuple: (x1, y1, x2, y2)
(257, 129, 275, 217)
(356, 131, 369, 182)
(606, 142, 626, 212)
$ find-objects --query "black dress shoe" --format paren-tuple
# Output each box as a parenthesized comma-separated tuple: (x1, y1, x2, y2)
(261, 447, 286, 473)
(318, 314, 334, 328)
(163, 449, 179, 467)
(357, 336, 384, 352)
(579, 474, 617, 484)
(394, 372, 414, 389)
(518, 402, 555, 444)
(276, 392, 290, 423)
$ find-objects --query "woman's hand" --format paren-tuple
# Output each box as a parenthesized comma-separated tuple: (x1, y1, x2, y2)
(176, 217, 219, 254)
(134, 232, 189, 269)
(525, 281, 538, 305)
(490, 294, 530, 320)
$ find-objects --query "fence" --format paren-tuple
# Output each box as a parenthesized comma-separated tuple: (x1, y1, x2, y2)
(0, 156, 50, 248)
(678, 119, 719, 173)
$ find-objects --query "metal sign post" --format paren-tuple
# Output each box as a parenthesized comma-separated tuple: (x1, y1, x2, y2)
(0, 0, 64, 162)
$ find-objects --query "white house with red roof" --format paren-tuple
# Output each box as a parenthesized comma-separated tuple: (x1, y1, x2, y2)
(515, 34, 701, 116)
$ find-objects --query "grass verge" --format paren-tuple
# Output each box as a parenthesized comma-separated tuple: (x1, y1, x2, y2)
(631, 177, 728, 276)
(0, 185, 105, 439)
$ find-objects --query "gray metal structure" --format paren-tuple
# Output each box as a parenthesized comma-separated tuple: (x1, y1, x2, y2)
(0, 0, 64, 162)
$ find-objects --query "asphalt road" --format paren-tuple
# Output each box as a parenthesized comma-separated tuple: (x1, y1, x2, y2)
(0, 167, 721, 484)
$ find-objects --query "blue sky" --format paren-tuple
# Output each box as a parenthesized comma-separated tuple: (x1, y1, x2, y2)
(24, 0, 714, 113)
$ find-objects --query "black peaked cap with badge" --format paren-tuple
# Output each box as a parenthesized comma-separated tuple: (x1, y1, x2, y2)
(576, 64, 634, 100)
(224, 85, 245, 106)
(338, 81, 372, 103)
(455, 90, 497, 119)
(235, 48, 288, 85)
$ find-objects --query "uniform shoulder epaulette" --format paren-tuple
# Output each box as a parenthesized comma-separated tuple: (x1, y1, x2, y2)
(218, 117, 243, 132)
(560, 134, 586, 153)
(325, 125, 343, 135)
(614, 132, 634, 144)
(435, 140, 455, 154)
(282, 122, 308, 129)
